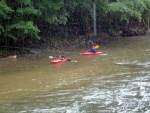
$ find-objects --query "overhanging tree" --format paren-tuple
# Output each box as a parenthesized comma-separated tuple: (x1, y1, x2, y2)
(0, 0, 13, 44)
(107, 0, 150, 34)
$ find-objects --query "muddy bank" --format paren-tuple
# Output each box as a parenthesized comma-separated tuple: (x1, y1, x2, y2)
(0, 32, 148, 58)
(0, 33, 113, 57)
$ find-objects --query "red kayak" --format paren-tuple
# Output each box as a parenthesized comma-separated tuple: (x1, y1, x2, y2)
(81, 51, 102, 55)
(50, 58, 69, 64)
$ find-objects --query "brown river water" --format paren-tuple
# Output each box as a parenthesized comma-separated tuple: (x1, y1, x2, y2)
(0, 35, 150, 113)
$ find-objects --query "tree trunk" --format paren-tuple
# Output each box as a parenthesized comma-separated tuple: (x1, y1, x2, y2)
(147, 12, 150, 34)
(93, 2, 97, 37)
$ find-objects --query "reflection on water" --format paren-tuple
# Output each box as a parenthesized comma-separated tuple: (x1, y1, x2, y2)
(0, 35, 150, 113)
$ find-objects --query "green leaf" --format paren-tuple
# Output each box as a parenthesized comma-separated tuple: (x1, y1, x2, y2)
(6, 21, 40, 40)
(0, 1, 13, 19)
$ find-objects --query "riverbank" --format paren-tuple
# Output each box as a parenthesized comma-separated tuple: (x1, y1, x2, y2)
(0, 34, 113, 58)
(0, 33, 149, 58)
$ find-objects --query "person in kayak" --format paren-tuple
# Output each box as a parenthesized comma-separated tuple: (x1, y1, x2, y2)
(88, 44, 99, 53)
(56, 52, 65, 60)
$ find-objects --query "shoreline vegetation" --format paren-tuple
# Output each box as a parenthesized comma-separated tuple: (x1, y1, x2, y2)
(0, 33, 114, 58)
(0, 1, 150, 58)
(0, 33, 149, 59)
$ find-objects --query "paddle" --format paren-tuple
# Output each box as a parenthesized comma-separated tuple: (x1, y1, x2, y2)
(95, 45, 99, 49)
(67, 59, 72, 61)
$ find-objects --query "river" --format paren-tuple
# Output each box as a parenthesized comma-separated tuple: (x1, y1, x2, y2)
(0, 35, 150, 113)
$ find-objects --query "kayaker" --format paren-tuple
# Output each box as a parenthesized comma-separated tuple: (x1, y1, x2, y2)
(56, 52, 65, 60)
(88, 44, 99, 53)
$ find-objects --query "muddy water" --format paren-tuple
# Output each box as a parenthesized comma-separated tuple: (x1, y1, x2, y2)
(0, 35, 150, 113)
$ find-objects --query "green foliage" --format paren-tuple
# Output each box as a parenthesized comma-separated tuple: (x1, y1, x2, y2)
(0, 1, 13, 19)
(36, 0, 69, 24)
(0, 25, 4, 35)
(64, 0, 78, 13)
(108, 0, 149, 22)
(0, 0, 150, 48)
(6, 21, 40, 40)
(0, 0, 41, 42)
(74, 0, 93, 17)
(95, 0, 110, 25)
(142, 0, 150, 18)
(144, 0, 150, 9)
(15, 0, 42, 17)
